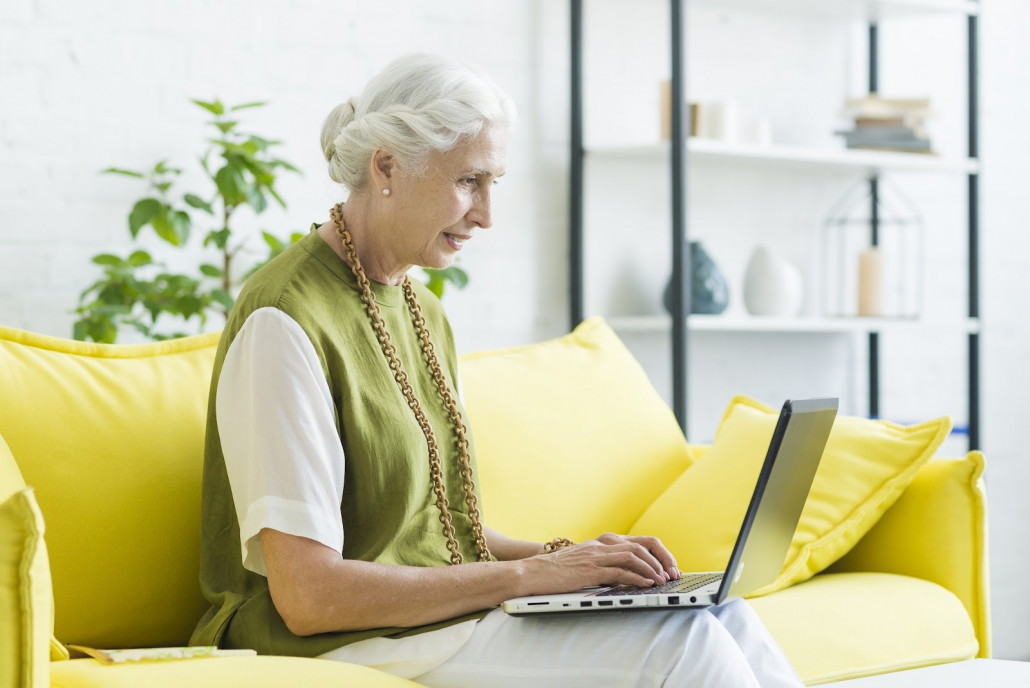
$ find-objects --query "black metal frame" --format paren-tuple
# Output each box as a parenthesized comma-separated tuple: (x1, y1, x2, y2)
(568, 0, 691, 433)
(570, 0, 585, 329)
(968, 11, 981, 450)
(867, 25, 880, 420)
(570, 1, 980, 448)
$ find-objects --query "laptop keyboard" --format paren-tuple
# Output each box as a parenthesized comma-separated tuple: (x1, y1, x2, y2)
(594, 573, 723, 597)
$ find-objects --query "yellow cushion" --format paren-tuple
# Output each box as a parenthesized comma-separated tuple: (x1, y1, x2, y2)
(749, 572, 978, 684)
(830, 453, 990, 657)
(1, 433, 69, 664)
(50, 655, 419, 687)
(458, 317, 693, 542)
(630, 394, 950, 594)
(0, 488, 53, 688)
(0, 326, 220, 649)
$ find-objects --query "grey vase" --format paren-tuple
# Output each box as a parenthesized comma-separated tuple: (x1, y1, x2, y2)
(663, 241, 730, 315)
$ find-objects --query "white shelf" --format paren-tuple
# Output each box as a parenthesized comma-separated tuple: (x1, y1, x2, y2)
(587, 139, 980, 175)
(689, 0, 979, 20)
(607, 314, 981, 334)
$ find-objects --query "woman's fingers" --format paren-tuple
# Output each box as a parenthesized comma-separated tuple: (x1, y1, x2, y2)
(624, 535, 681, 580)
(595, 533, 676, 581)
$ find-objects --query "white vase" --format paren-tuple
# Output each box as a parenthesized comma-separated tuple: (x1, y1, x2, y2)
(743, 246, 804, 317)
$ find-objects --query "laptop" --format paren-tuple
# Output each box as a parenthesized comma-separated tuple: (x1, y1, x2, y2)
(502, 397, 838, 615)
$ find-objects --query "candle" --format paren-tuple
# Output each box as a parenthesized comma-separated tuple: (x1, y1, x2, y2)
(857, 248, 884, 316)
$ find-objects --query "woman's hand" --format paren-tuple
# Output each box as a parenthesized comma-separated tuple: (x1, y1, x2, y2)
(518, 533, 681, 596)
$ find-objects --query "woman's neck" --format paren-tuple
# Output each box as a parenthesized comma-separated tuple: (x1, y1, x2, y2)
(318, 200, 410, 286)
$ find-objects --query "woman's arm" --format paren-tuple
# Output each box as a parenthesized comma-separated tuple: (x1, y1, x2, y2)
(483, 526, 545, 560)
(261, 527, 677, 637)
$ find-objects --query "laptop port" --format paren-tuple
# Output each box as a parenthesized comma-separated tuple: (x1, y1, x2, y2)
(598, 600, 614, 606)
(668, 596, 680, 605)
(580, 601, 592, 608)
(619, 599, 633, 605)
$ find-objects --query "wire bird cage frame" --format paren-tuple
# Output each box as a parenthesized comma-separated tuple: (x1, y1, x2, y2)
(820, 177, 925, 319)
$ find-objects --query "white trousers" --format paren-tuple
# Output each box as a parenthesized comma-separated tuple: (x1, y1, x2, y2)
(324, 599, 802, 688)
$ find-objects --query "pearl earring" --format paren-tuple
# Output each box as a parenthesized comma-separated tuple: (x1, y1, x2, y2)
(382, 188, 391, 196)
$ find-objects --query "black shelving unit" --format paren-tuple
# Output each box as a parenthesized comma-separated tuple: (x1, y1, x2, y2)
(568, 0, 980, 449)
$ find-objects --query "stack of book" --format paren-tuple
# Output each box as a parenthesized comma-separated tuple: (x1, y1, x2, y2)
(836, 96, 934, 154)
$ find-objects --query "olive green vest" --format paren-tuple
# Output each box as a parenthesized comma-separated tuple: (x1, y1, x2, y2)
(191, 229, 490, 656)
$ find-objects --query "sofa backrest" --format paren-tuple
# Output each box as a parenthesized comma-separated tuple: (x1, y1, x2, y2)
(458, 318, 693, 543)
(0, 326, 220, 650)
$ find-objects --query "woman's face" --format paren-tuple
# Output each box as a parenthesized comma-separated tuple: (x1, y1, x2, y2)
(384, 124, 508, 272)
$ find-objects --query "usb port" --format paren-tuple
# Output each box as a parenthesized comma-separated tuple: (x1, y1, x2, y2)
(598, 600, 614, 607)
(619, 599, 633, 605)
(580, 601, 592, 608)
(668, 596, 680, 605)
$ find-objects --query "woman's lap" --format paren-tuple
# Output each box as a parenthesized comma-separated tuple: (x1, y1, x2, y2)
(411, 599, 802, 688)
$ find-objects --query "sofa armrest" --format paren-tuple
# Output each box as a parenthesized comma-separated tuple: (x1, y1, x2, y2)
(828, 452, 990, 658)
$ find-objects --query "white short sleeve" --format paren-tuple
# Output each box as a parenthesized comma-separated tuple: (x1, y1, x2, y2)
(216, 307, 346, 576)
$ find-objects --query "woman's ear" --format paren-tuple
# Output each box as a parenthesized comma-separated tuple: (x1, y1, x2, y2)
(370, 148, 395, 194)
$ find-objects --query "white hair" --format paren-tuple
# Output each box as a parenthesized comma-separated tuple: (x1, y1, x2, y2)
(321, 54, 517, 192)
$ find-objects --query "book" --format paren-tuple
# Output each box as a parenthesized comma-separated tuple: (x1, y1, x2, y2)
(842, 95, 934, 120)
(68, 645, 257, 664)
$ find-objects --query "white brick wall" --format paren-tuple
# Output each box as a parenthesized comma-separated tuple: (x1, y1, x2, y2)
(0, 0, 557, 349)
(2, 0, 1028, 660)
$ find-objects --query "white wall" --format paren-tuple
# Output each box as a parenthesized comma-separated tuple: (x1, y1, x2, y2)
(0, 0, 564, 350)
(1, 0, 1028, 661)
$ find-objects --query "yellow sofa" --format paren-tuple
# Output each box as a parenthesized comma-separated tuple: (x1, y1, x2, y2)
(0, 320, 989, 687)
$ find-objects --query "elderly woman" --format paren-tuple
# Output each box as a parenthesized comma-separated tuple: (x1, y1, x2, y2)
(191, 54, 802, 687)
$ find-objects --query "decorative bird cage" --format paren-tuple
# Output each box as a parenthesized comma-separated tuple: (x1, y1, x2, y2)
(820, 178, 924, 319)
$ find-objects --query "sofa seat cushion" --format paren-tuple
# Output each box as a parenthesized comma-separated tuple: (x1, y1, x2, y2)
(749, 572, 978, 685)
(50, 656, 418, 687)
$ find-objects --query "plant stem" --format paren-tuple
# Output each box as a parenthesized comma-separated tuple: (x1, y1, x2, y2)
(221, 205, 234, 319)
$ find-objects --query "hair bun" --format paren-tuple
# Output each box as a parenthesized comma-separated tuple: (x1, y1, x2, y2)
(320, 98, 358, 163)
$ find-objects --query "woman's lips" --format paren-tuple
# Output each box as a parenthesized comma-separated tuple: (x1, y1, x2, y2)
(443, 233, 471, 251)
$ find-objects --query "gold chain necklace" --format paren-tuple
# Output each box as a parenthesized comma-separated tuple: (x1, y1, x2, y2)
(330, 202, 491, 565)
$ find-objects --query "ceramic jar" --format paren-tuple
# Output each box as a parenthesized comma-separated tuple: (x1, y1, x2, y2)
(663, 241, 730, 315)
(742, 246, 803, 317)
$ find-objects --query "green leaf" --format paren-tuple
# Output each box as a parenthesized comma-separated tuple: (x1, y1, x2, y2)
(192, 98, 225, 116)
(210, 288, 235, 310)
(214, 120, 238, 134)
(128, 198, 163, 238)
(101, 167, 144, 178)
(153, 160, 182, 175)
(72, 320, 88, 341)
(445, 265, 469, 288)
(214, 166, 241, 204)
(184, 193, 214, 214)
(270, 158, 301, 173)
(424, 272, 444, 299)
(247, 135, 280, 152)
(267, 185, 286, 209)
(204, 228, 231, 249)
(127, 250, 152, 267)
(150, 212, 180, 246)
(245, 184, 267, 214)
(92, 253, 124, 267)
(261, 231, 285, 253)
(171, 210, 191, 245)
(230, 100, 267, 112)
(199, 264, 223, 277)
